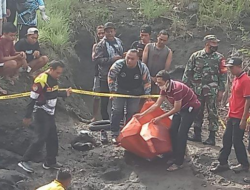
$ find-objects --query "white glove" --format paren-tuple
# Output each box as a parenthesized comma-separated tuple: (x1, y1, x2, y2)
(39, 6, 50, 22)
(40, 11, 50, 22)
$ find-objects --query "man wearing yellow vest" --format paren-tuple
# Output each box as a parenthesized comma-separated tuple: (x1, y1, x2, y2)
(36, 169, 72, 190)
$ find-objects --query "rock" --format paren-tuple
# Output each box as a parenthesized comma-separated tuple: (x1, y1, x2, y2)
(0, 169, 26, 187)
(0, 149, 22, 169)
(129, 172, 140, 183)
(102, 168, 123, 181)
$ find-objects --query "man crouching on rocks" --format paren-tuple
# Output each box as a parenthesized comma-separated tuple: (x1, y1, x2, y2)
(135, 70, 201, 171)
(18, 60, 72, 173)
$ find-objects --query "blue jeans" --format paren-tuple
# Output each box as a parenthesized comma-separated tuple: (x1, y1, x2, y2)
(110, 97, 140, 136)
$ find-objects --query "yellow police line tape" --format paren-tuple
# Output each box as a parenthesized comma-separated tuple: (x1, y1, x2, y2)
(0, 89, 229, 129)
(0, 89, 160, 100)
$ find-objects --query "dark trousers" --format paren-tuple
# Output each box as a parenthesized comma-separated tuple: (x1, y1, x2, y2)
(110, 97, 140, 136)
(218, 118, 249, 166)
(7, 8, 16, 24)
(18, 25, 36, 39)
(100, 80, 110, 120)
(193, 95, 219, 132)
(170, 107, 199, 165)
(22, 109, 58, 165)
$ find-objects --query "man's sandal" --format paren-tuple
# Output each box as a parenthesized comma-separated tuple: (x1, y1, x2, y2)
(166, 164, 183, 172)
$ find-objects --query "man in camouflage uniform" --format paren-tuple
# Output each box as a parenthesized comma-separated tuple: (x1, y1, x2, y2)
(182, 35, 227, 146)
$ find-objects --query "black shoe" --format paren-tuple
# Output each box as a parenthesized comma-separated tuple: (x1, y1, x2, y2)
(188, 127, 202, 142)
(232, 164, 249, 174)
(203, 131, 216, 146)
(18, 162, 34, 173)
(100, 130, 108, 144)
(43, 162, 63, 170)
(188, 135, 202, 142)
(210, 164, 230, 173)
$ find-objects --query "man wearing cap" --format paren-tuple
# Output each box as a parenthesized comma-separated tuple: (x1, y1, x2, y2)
(94, 22, 123, 120)
(15, 28, 48, 74)
(131, 24, 152, 61)
(211, 57, 250, 173)
(142, 30, 173, 95)
(183, 35, 227, 146)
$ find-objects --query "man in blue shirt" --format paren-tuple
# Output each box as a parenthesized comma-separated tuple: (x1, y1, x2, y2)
(16, 0, 49, 39)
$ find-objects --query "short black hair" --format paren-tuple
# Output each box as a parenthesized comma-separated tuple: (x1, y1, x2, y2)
(156, 70, 171, 81)
(3, 22, 17, 34)
(158, 30, 169, 37)
(127, 49, 139, 57)
(56, 169, 71, 182)
(49, 60, 65, 70)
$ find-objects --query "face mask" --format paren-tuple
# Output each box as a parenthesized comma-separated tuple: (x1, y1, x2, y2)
(159, 81, 169, 91)
(159, 85, 167, 91)
(209, 46, 218, 53)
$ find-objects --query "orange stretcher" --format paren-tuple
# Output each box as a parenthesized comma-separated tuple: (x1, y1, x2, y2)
(117, 101, 172, 159)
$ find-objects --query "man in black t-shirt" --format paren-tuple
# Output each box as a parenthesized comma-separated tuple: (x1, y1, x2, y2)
(15, 28, 48, 74)
(131, 24, 152, 60)
(108, 49, 151, 142)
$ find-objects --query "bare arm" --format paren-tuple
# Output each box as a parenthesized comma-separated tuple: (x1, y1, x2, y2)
(242, 99, 250, 121)
(165, 49, 173, 71)
(142, 44, 149, 65)
(92, 44, 97, 61)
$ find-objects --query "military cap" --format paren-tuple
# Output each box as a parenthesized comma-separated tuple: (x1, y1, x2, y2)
(203, 35, 220, 42)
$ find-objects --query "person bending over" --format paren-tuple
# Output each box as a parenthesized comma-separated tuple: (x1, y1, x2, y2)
(135, 70, 200, 171)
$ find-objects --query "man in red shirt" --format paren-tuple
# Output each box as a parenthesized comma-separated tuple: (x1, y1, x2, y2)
(211, 58, 250, 173)
(135, 70, 200, 171)
(0, 23, 27, 85)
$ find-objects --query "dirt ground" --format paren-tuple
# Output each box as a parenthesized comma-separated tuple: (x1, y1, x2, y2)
(1, 1, 250, 190)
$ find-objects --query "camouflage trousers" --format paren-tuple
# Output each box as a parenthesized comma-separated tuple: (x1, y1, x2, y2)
(193, 94, 218, 132)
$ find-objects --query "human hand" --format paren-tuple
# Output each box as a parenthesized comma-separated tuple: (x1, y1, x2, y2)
(3, 17, 7, 23)
(217, 91, 224, 103)
(66, 87, 72, 97)
(20, 52, 27, 59)
(240, 119, 247, 130)
(33, 51, 40, 58)
(151, 116, 161, 124)
(6, 9, 11, 17)
(23, 118, 32, 127)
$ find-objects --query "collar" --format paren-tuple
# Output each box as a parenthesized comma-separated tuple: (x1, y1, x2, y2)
(167, 80, 173, 92)
(236, 71, 245, 79)
(53, 180, 64, 187)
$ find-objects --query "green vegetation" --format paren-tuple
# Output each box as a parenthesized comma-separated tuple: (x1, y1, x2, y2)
(197, 0, 250, 29)
(38, 0, 111, 58)
(38, 0, 76, 57)
(73, 4, 111, 43)
(136, 0, 250, 30)
(138, 0, 172, 20)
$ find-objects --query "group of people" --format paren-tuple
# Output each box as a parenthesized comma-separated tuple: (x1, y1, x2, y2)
(0, 0, 50, 93)
(91, 22, 250, 175)
(1, 0, 49, 37)
(0, 10, 248, 187)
